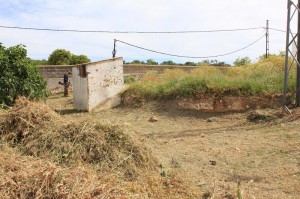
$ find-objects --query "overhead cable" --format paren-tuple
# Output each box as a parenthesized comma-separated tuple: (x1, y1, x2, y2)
(0, 25, 264, 34)
(269, 28, 287, 33)
(115, 34, 265, 59)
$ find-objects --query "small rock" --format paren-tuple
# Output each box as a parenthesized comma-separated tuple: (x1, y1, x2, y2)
(235, 147, 241, 151)
(209, 160, 216, 165)
(207, 117, 217, 122)
(200, 134, 205, 138)
(149, 115, 159, 122)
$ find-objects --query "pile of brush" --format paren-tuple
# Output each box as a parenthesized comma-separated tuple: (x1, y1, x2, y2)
(0, 97, 196, 198)
(0, 97, 156, 178)
(0, 146, 120, 198)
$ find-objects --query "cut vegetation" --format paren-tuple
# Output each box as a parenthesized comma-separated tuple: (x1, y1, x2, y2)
(0, 98, 198, 198)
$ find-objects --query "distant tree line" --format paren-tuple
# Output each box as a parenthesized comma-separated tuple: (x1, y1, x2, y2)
(32, 48, 281, 67)
(31, 49, 90, 66)
(124, 59, 232, 66)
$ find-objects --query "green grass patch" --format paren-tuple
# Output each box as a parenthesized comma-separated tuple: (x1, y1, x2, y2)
(123, 55, 296, 100)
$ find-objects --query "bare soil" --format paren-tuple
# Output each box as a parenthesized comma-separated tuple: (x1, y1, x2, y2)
(47, 94, 300, 199)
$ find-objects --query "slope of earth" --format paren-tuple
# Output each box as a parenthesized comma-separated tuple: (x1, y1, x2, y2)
(48, 94, 300, 199)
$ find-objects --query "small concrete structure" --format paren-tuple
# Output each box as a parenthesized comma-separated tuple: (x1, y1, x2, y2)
(72, 57, 124, 112)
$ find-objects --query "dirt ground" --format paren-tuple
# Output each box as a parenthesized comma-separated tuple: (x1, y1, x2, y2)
(47, 94, 300, 199)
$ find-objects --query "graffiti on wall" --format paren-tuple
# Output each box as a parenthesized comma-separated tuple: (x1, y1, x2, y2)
(101, 74, 123, 88)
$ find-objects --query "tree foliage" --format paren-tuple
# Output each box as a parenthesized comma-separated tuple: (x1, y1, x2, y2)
(124, 59, 230, 66)
(48, 49, 72, 65)
(146, 59, 158, 65)
(70, 54, 90, 65)
(0, 43, 49, 106)
(161, 60, 177, 65)
(233, 57, 251, 66)
(184, 61, 197, 66)
(48, 49, 91, 65)
(130, 60, 145, 64)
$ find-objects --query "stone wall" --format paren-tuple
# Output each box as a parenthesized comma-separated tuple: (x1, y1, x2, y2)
(38, 65, 73, 93)
(39, 64, 199, 78)
(38, 64, 200, 91)
(123, 64, 199, 76)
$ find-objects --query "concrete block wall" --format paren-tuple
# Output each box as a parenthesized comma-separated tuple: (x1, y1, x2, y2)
(39, 65, 73, 93)
(39, 64, 199, 78)
(38, 64, 200, 91)
(39, 65, 72, 78)
(123, 64, 199, 75)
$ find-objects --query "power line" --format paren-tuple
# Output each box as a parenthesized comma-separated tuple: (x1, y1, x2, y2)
(115, 34, 265, 59)
(269, 27, 287, 33)
(0, 25, 264, 34)
(269, 27, 297, 36)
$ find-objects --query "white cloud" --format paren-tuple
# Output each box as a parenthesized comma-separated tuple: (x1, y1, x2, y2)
(0, 0, 292, 64)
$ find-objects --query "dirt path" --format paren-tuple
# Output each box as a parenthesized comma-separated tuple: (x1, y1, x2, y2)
(47, 95, 300, 199)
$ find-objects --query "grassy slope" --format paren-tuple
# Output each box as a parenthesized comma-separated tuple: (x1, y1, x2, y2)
(124, 55, 295, 100)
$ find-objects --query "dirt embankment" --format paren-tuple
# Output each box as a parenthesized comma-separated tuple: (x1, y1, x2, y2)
(122, 94, 282, 112)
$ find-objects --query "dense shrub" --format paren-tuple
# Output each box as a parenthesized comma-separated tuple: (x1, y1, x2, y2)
(70, 54, 90, 65)
(0, 43, 49, 106)
(48, 49, 91, 65)
(48, 49, 72, 65)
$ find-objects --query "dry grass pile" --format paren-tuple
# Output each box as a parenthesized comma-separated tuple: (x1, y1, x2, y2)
(0, 97, 155, 179)
(0, 146, 195, 198)
(0, 98, 198, 198)
(0, 97, 60, 141)
(0, 147, 119, 198)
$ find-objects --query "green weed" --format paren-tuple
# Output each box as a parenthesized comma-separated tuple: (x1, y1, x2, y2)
(123, 55, 296, 101)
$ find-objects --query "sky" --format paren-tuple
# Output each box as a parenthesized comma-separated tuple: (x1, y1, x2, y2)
(0, 0, 296, 64)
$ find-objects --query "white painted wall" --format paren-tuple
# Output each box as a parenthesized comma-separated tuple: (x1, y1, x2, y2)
(72, 57, 124, 112)
(72, 66, 88, 111)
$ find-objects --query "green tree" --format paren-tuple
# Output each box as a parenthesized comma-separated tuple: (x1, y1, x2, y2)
(48, 49, 72, 65)
(130, 60, 145, 64)
(146, 59, 158, 65)
(70, 54, 90, 65)
(233, 57, 251, 66)
(161, 60, 177, 65)
(0, 43, 49, 106)
(184, 61, 197, 66)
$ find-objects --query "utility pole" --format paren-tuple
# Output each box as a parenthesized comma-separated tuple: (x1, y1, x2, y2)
(283, 0, 292, 112)
(265, 20, 269, 58)
(296, 0, 300, 106)
(112, 39, 116, 58)
(283, 0, 300, 111)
